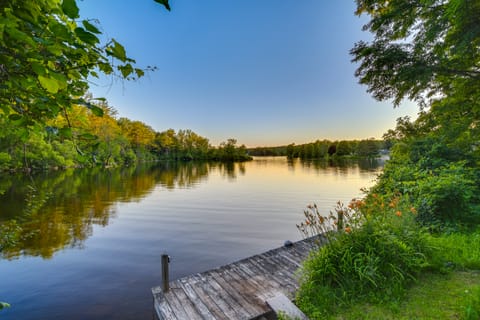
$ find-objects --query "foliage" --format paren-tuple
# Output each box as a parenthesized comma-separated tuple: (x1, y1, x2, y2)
(464, 285, 480, 320)
(285, 139, 383, 159)
(351, 0, 480, 230)
(296, 196, 435, 318)
(0, 302, 11, 310)
(247, 145, 288, 157)
(351, 0, 480, 108)
(276, 311, 302, 320)
(0, 0, 163, 131)
(428, 230, 480, 270)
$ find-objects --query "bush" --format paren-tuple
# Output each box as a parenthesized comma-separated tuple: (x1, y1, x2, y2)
(296, 196, 436, 319)
(414, 163, 476, 228)
(0, 152, 12, 171)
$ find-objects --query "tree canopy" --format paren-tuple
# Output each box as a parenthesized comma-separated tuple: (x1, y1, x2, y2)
(351, 0, 480, 107)
(0, 0, 169, 137)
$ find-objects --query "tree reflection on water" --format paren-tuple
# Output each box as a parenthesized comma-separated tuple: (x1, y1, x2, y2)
(0, 162, 238, 259)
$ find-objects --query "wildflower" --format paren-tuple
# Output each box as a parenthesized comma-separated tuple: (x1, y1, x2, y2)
(410, 207, 417, 214)
(345, 227, 352, 233)
(395, 211, 402, 217)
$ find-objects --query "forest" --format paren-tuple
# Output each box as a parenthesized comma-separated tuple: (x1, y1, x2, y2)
(0, 97, 252, 172)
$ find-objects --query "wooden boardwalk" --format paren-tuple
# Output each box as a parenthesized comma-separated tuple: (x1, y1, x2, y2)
(152, 236, 325, 320)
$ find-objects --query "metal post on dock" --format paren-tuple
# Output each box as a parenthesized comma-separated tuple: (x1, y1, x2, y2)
(161, 254, 170, 292)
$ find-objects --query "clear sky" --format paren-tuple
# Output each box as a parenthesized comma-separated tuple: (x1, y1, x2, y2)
(77, 0, 418, 147)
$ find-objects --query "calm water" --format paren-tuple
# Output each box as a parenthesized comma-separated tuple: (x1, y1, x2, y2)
(0, 157, 383, 320)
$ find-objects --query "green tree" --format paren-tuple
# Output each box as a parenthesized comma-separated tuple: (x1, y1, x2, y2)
(0, 0, 169, 136)
(336, 140, 352, 156)
(356, 139, 380, 157)
(351, 0, 480, 107)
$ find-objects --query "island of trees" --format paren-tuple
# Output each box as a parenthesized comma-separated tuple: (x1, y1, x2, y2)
(248, 139, 384, 158)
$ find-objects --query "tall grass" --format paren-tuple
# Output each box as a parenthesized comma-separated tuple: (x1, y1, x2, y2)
(296, 195, 437, 319)
(429, 230, 480, 270)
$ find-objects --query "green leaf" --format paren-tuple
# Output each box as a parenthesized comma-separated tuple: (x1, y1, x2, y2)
(78, 133, 97, 140)
(50, 22, 70, 40)
(98, 63, 113, 74)
(107, 39, 127, 62)
(118, 64, 134, 78)
(8, 114, 22, 121)
(38, 75, 60, 93)
(154, 0, 171, 11)
(74, 27, 99, 45)
(62, 0, 79, 19)
(59, 127, 72, 138)
(49, 72, 68, 90)
(135, 68, 145, 78)
(87, 104, 104, 117)
(82, 20, 101, 34)
(31, 62, 47, 76)
(0, 302, 11, 310)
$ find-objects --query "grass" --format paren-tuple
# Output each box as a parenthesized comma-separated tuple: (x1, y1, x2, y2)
(295, 199, 480, 320)
(331, 271, 480, 320)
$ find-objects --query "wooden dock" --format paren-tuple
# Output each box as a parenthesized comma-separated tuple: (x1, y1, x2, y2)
(151, 236, 325, 320)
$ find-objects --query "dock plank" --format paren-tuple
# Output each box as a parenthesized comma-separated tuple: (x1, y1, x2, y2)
(152, 236, 321, 319)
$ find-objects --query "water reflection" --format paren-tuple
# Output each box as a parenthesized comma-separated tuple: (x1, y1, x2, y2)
(0, 158, 383, 260)
(0, 162, 240, 259)
(0, 157, 384, 320)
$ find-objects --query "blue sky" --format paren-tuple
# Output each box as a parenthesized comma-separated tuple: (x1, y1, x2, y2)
(78, 0, 418, 147)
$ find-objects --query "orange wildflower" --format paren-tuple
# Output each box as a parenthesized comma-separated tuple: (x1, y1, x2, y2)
(395, 211, 402, 217)
(345, 227, 352, 233)
(410, 207, 417, 214)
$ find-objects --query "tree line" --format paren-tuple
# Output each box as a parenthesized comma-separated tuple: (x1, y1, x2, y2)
(0, 97, 251, 172)
(248, 139, 384, 159)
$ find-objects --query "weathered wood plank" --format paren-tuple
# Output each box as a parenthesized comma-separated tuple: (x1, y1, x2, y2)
(220, 267, 269, 315)
(161, 286, 190, 319)
(178, 277, 217, 320)
(152, 287, 176, 320)
(185, 275, 229, 319)
(200, 273, 250, 319)
(209, 269, 263, 317)
(191, 273, 239, 319)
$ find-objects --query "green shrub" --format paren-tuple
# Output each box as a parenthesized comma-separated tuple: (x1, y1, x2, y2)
(296, 196, 436, 318)
(0, 152, 12, 171)
(415, 163, 476, 228)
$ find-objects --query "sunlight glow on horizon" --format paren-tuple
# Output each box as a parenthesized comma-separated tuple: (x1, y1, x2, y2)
(78, 1, 420, 148)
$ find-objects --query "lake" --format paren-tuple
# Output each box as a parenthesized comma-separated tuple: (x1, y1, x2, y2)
(0, 157, 383, 320)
